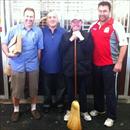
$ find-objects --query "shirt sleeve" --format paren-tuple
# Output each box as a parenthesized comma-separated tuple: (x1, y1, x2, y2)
(1, 25, 18, 45)
(113, 20, 128, 46)
(1, 28, 15, 45)
(37, 27, 44, 50)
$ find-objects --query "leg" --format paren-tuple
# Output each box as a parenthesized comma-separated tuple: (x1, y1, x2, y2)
(79, 76, 92, 121)
(55, 73, 66, 111)
(12, 97, 20, 106)
(64, 76, 74, 110)
(42, 71, 52, 111)
(93, 66, 105, 112)
(78, 76, 87, 112)
(11, 71, 25, 122)
(103, 65, 117, 120)
(28, 70, 39, 104)
(64, 76, 74, 121)
(103, 65, 117, 127)
(28, 70, 41, 119)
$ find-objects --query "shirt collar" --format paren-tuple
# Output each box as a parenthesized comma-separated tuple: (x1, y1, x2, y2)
(97, 17, 114, 26)
(46, 25, 59, 32)
(21, 24, 35, 31)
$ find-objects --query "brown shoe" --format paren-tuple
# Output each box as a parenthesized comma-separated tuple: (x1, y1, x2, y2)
(11, 112, 20, 122)
(31, 110, 41, 120)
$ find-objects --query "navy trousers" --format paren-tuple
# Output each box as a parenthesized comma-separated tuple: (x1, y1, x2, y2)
(93, 64, 118, 120)
(42, 71, 65, 108)
(65, 75, 89, 112)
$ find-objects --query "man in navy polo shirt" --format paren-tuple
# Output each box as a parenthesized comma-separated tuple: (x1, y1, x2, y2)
(41, 11, 66, 112)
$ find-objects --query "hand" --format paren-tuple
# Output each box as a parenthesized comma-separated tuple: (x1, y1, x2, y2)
(113, 62, 122, 72)
(73, 31, 84, 41)
(7, 52, 18, 58)
(69, 34, 77, 41)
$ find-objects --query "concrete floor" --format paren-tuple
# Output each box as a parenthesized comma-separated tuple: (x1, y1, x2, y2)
(0, 101, 130, 130)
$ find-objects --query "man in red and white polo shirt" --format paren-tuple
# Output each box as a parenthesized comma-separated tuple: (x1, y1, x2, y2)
(89, 1, 128, 127)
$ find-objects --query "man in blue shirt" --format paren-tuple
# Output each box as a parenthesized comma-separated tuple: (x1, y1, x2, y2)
(2, 7, 43, 122)
(41, 11, 66, 112)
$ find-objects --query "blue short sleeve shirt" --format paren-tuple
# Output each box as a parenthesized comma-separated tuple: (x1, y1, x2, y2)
(2, 24, 44, 72)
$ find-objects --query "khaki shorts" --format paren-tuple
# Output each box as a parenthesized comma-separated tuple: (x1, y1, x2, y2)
(11, 70, 39, 99)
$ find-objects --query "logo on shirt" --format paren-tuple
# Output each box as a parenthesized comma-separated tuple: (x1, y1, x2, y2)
(92, 28, 97, 31)
(104, 27, 110, 33)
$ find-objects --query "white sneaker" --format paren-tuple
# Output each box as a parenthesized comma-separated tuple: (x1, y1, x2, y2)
(81, 112, 92, 121)
(64, 110, 70, 121)
(90, 110, 105, 117)
(104, 118, 114, 127)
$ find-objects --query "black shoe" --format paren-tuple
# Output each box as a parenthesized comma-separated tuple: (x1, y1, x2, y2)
(11, 112, 20, 122)
(43, 107, 50, 113)
(31, 110, 41, 120)
(56, 104, 64, 113)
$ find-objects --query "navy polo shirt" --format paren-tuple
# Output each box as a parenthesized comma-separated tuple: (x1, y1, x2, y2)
(41, 26, 65, 73)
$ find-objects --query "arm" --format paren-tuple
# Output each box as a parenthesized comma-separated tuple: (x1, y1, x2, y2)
(113, 45, 127, 72)
(2, 26, 18, 58)
(2, 43, 17, 58)
(38, 49, 42, 61)
(113, 21, 128, 72)
(37, 28, 44, 61)
(2, 44, 9, 57)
